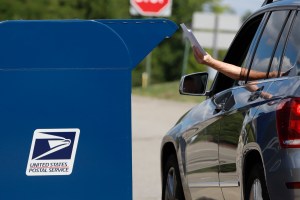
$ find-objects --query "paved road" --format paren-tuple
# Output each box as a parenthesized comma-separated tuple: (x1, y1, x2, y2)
(132, 95, 196, 200)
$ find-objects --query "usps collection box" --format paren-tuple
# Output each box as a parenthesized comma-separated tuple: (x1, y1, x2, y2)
(0, 19, 177, 199)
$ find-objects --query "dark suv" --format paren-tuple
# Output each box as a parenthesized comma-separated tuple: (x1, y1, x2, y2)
(161, 0, 300, 199)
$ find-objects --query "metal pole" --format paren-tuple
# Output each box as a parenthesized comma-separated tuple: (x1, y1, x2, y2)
(146, 52, 152, 85)
(142, 52, 152, 88)
(212, 14, 219, 59)
(209, 14, 219, 80)
(182, 39, 190, 76)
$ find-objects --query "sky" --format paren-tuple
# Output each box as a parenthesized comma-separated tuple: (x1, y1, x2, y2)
(222, 0, 264, 15)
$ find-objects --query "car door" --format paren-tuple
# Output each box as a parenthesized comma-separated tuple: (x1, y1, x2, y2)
(183, 11, 268, 200)
(184, 98, 224, 200)
(217, 10, 292, 200)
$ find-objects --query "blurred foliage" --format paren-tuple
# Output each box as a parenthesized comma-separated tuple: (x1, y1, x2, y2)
(208, 1, 235, 14)
(242, 10, 253, 22)
(0, 0, 232, 86)
(132, 0, 233, 86)
(0, 0, 131, 19)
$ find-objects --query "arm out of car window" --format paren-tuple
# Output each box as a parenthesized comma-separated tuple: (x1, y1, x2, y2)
(193, 46, 280, 81)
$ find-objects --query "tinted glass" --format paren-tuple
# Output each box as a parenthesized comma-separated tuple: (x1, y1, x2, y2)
(250, 11, 289, 80)
(270, 12, 293, 76)
(281, 12, 300, 76)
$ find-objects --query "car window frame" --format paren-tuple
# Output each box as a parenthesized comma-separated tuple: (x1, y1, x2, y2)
(277, 10, 298, 76)
(238, 12, 270, 85)
(208, 12, 268, 97)
(269, 10, 296, 78)
(244, 10, 292, 83)
(209, 7, 298, 98)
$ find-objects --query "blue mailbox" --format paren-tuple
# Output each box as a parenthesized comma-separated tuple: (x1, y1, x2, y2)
(0, 19, 177, 199)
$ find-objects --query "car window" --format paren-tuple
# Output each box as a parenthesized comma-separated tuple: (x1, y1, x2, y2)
(269, 11, 294, 77)
(280, 11, 300, 76)
(248, 11, 289, 81)
(239, 14, 268, 81)
(211, 14, 265, 95)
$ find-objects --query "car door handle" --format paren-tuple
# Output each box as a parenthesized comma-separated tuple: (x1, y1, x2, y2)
(215, 102, 225, 112)
(248, 86, 264, 102)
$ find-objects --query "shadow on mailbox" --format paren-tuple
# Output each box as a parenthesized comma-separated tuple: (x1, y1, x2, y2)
(0, 19, 177, 199)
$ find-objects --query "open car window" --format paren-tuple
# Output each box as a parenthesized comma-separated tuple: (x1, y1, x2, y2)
(239, 13, 269, 82)
(210, 13, 265, 96)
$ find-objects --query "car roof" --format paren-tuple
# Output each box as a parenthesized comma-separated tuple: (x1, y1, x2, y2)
(258, 0, 300, 13)
(242, 0, 300, 26)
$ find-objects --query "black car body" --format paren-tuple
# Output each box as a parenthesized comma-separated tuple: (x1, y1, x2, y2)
(161, 0, 300, 199)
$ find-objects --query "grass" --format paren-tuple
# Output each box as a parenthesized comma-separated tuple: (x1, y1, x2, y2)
(132, 81, 205, 103)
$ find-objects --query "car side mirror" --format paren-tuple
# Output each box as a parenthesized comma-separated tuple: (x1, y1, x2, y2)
(179, 72, 209, 96)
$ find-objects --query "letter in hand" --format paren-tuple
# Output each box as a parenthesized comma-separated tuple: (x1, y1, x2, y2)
(193, 46, 211, 65)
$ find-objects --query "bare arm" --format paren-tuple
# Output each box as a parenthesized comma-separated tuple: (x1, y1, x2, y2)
(193, 46, 276, 80)
(193, 46, 241, 80)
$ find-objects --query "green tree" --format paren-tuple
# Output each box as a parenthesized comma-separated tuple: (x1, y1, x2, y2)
(242, 10, 253, 22)
(0, 0, 131, 20)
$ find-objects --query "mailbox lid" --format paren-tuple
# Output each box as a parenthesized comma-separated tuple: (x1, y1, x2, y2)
(0, 19, 177, 70)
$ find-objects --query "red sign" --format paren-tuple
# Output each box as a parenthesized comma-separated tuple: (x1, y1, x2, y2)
(131, 0, 171, 16)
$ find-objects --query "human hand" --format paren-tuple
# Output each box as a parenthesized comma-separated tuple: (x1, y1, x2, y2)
(193, 46, 212, 65)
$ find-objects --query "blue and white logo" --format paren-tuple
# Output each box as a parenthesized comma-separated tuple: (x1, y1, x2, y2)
(26, 129, 80, 176)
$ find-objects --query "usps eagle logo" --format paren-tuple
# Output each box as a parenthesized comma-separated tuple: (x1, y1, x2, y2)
(26, 129, 80, 176)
